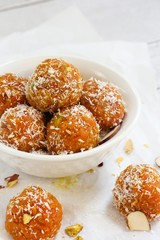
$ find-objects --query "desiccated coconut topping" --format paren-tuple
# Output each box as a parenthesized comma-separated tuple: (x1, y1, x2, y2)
(113, 164, 160, 220)
(6, 186, 62, 240)
(0, 73, 27, 98)
(26, 58, 82, 112)
(81, 77, 125, 128)
(0, 104, 45, 151)
(47, 104, 100, 154)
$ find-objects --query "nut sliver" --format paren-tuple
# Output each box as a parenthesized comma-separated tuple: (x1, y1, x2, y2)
(65, 224, 83, 237)
(155, 156, 160, 168)
(23, 214, 32, 224)
(127, 211, 150, 231)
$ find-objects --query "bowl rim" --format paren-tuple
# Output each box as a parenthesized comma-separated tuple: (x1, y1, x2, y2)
(0, 55, 141, 162)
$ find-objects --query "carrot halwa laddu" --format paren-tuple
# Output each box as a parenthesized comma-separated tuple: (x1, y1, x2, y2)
(0, 73, 27, 116)
(5, 186, 63, 240)
(113, 164, 160, 220)
(26, 58, 82, 112)
(0, 104, 45, 152)
(80, 78, 125, 129)
(47, 105, 100, 154)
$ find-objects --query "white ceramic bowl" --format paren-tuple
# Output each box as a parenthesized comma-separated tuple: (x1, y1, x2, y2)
(0, 56, 140, 178)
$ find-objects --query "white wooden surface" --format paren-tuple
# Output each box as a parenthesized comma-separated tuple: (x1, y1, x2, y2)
(0, 0, 159, 92)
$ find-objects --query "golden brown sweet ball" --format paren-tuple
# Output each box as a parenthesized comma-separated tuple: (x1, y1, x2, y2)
(80, 78, 125, 130)
(47, 105, 100, 154)
(0, 104, 45, 152)
(0, 73, 27, 116)
(26, 58, 83, 113)
(113, 164, 160, 220)
(5, 186, 63, 240)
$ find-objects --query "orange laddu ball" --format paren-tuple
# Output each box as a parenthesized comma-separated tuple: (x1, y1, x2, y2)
(26, 58, 83, 113)
(5, 186, 63, 240)
(113, 164, 160, 220)
(80, 78, 125, 130)
(47, 105, 100, 154)
(0, 104, 45, 152)
(0, 73, 27, 116)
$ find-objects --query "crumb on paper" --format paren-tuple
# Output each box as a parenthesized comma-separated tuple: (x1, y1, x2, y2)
(124, 139, 134, 154)
(65, 224, 83, 237)
(74, 236, 84, 240)
(116, 156, 124, 165)
(87, 169, 94, 173)
(143, 144, 149, 148)
(52, 175, 78, 190)
(0, 185, 5, 189)
(112, 173, 116, 177)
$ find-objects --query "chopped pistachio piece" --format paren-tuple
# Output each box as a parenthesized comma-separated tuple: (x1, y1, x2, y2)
(4, 173, 19, 182)
(65, 224, 83, 237)
(7, 179, 18, 188)
(53, 115, 63, 127)
(23, 213, 32, 224)
(74, 236, 84, 240)
(66, 66, 72, 72)
(87, 169, 94, 173)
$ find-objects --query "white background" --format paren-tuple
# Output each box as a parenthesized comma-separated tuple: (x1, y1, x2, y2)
(0, 0, 160, 93)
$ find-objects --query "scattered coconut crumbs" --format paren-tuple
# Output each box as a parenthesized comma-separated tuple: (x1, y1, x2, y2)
(143, 144, 149, 148)
(52, 175, 78, 190)
(124, 139, 134, 154)
(116, 156, 124, 165)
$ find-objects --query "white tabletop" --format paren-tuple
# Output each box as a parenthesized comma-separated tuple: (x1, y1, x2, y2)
(0, 0, 160, 92)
